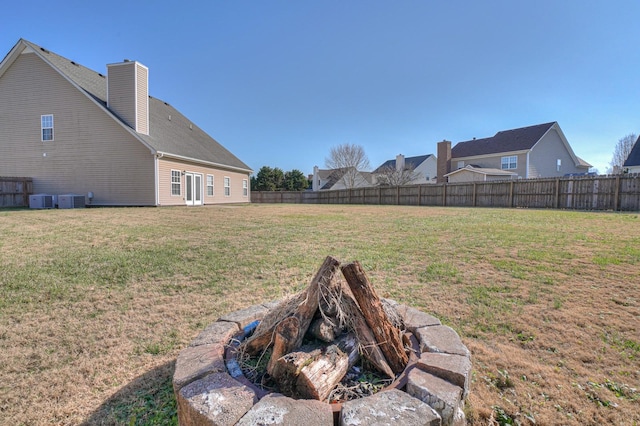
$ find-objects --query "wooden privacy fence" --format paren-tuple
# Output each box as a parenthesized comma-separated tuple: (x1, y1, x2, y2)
(0, 177, 32, 208)
(252, 174, 640, 211)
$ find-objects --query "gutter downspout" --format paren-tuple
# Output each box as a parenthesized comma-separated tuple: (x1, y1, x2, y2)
(526, 151, 530, 179)
(155, 153, 163, 206)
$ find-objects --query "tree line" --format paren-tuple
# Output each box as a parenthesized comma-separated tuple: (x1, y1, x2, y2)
(251, 166, 309, 191)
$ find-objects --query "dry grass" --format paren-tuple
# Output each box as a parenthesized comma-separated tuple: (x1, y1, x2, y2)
(0, 204, 638, 425)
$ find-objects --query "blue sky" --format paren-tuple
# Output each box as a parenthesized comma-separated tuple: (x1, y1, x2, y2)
(3, 1, 638, 175)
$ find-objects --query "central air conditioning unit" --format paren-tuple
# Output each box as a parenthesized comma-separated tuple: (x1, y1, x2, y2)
(58, 194, 86, 209)
(29, 194, 55, 209)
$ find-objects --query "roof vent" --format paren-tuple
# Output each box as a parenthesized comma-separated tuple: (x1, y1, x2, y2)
(98, 73, 104, 78)
(168, 115, 171, 121)
(189, 123, 192, 130)
(40, 47, 49, 53)
(70, 61, 79, 66)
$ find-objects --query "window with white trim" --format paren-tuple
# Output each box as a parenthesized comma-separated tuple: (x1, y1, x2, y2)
(243, 179, 248, 197)
(207, 175, 214, 196)
(457, 161, 464, 169)
(501, 156, 517, 170)
(224, 176, 230, 196)
(41, 114, 54, 141)
(171, 170, 181, 196)
(556, 159, 562, 172)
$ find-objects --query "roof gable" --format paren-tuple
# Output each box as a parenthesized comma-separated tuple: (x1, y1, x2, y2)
(1, 39, 251, 173)
(373, 154, 433, 173)
(623, 135, 640, 167)
(452, 122, 556, 158)
(444, 165, 517, 177)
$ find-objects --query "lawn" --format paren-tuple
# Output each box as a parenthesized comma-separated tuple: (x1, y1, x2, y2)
(0, 204, 638, 425)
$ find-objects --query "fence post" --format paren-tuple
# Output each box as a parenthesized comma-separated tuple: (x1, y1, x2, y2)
(509, 181, 514, 208)
(442, 183, 447, 207)
(396, 186, 400, 205)
(378, 187, 381, 205)
(472, 183, 477, 207)
(554, 178, 560, 209)
(614, 175, 620, 211)
(418, 184, 422, 206)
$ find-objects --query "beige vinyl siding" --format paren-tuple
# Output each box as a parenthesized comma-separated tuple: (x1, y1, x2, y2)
(451, 153, 527, 178)
(529, 128, 584, 177)
(0, 52, 155, 205)
(135, 64, 149, 135)
(157, 157, 250, 205)
(107, 61, 149, 135)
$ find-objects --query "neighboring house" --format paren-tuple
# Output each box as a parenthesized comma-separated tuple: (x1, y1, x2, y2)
(311, 166, 374, 191)
(623, 135, 640, 174)
(445, 165, 517, 183)
(373, 154, 437, 185)
(0, 39, 252, 206)
(437, 122, 591, 183)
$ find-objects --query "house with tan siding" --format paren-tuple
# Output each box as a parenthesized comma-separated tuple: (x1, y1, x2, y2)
(0, 39, 252, 206)
(437, 122, 591, 183)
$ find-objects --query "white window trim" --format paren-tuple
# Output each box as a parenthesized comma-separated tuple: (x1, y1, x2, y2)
(207, 174, 214, 196)
(171, 169, 182, 196)
(243, 179, 248, 197)
(41, 114, 54, 142)
(224, 176, 231, 197)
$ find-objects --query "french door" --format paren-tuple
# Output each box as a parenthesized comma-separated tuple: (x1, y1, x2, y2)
(185, 173, 203, 206)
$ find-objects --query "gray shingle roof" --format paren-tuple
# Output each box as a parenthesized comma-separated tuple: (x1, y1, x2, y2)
(21, 39, 251, 172)
(452, 122, 556, 158)
(623, 135, 640, 167)
(373, 154, 433, 173)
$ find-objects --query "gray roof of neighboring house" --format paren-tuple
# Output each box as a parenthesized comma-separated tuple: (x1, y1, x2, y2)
(19, 39, 251, 172)
(444, 165, 517, 177)
(451, 122, 556, 158)
(623, 135, 640, 167)
(373, 154, 433, 173)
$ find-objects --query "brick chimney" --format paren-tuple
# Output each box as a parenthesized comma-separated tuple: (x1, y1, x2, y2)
(107, 60, 149, 135)
(437, 140, 451, 183)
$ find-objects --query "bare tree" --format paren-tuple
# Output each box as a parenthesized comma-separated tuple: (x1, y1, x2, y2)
(608, 133, 637, 174)
(325, 144, 370, 188)
(375, 164, 420, 186)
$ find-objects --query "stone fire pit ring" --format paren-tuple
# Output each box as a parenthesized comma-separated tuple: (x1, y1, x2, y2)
(173, 299, 471, 425)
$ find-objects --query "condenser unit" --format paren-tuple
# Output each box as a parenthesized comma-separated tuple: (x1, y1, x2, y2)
(29, 194, 55, 209)
(58, 194, 85, 209)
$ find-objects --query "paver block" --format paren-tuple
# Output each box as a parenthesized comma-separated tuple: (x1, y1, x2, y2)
(173, 343, 226, 392)
(341, 389, 441, 426)
(218, 304, 269, 328)
(189, 321, 239, 348)
(395, 305, 442, 332)
(177, 372, 257, 426)
(414, 325, 470, 357)
(236, 393, 333, 425)
(407, 369, 465, 426)
(417, 352, 472, 398)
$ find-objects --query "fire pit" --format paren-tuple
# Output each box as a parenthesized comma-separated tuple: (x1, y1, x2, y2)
(173, 257, 471, 425)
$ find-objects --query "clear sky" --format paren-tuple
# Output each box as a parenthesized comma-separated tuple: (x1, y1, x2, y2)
(3, 1, 638, 175)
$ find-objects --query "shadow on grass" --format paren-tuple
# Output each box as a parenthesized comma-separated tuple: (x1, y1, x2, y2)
(82, 360, 177, 426)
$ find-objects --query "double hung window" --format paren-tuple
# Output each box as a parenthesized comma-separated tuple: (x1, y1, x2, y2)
(41, 115, 54, 141)
(224, 177, 230, 196)
(501, 156, 517, 170)
(171, 170, 181, 196)
(207, 175, 214, 196)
